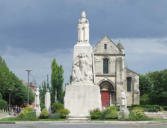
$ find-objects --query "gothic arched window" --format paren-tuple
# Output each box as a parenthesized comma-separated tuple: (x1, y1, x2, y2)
(103, 58, 109, 74)
(104, 44, 107, 49)
(127, 77, 132, 92)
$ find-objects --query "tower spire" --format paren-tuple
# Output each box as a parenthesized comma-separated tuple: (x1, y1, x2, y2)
(78, 11, 89, 43)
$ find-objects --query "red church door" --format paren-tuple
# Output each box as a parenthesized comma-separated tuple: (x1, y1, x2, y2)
(101, 91, 110, 108)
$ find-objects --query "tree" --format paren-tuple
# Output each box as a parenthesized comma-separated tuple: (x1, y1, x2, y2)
(51, 59, 59, 104)
(0, 56, 34, 106)
(39, 81, 47, 105)
(51, 59, 64, 104)
(57, 65, 64, 103)
(139, 74, 153, 96)
(148, 70, 167, 105)
(139, 69, 167, 105)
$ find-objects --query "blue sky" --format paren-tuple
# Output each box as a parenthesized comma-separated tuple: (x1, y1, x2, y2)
(0, 0, 167, 85)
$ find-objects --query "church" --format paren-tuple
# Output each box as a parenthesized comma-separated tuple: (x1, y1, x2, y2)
(93, 36, 140, 108)
(65, 11, 140, 118)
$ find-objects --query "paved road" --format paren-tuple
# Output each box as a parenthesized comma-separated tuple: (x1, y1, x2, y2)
(1, 122, 167, 128)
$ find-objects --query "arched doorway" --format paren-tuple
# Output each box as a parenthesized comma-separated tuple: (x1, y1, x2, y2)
(99, 81, 115, 108)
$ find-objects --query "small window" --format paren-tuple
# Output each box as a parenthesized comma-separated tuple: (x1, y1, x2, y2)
(127, 77, 132, 92)
(103, 58, 109, 74)
(104, 44, 107, 49)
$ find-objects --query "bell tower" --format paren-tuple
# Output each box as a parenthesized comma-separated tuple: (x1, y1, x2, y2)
(78, 11, 89, 43)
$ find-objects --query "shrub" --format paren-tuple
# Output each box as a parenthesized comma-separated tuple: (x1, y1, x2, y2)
(53, 112, 61, 119)
(16, 107, 37, 121)
(162, 106, 167, 111)
(128, 105, 163, 112)
(101, 106, 119, 120)
(59, 108, 70, 119)
(142, 105, 163, 112)
(129, 107, 147, 121)
(40, 103, 45, 110)
(52, 102, 64, 113)
(0, 93, 2, 99)
(90, 109, 102, 119)
(140, 94, 150, 105)
(39, 108, 50, 119)
(0, 99, 7, 109)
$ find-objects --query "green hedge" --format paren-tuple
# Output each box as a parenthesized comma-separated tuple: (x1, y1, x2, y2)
(143, 105, 163, 112)
(129, 105, 163, 112)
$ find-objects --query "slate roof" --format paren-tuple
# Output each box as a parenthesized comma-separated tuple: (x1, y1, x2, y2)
(117, 42, 124, 49)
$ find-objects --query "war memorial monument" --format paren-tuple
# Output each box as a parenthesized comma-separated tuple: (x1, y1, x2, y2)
(65, 11, 140, 118)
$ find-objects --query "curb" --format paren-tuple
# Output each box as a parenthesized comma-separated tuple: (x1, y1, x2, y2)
(14, 120, 167, 124)
(0, 122, 15, 124)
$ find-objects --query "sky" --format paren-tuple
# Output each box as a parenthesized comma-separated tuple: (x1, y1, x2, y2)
(0, 0, 167, 86)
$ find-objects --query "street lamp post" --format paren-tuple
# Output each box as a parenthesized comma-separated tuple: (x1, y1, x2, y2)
(25, 69, 32, 105)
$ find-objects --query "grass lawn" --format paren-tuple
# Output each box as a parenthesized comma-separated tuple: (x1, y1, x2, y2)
(0, 117, 166, 122)
(0, 117, 65, 122)
(0, 111, 8, 114)
(90, 118, 167, 121)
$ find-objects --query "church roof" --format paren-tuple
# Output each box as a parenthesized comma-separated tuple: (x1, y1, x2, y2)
(93, 35, 122, 54)
(100, 36, 111, 42)
(94, 35, 118, 48)
(117, 42, 124, 49)
(126, 68, 139, 75)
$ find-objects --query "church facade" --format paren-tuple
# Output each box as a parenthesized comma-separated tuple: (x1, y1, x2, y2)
(93, 36, 140, 107)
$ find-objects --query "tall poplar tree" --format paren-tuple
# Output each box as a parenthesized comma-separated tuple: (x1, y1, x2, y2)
(57, 65, 64, 103)
(51, 59, 58, 104)
(39, 81, 47, 104)
(51, 59, 64, 104)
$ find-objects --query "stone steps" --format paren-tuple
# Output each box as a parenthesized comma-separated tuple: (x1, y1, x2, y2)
(67, 117, 89, 122)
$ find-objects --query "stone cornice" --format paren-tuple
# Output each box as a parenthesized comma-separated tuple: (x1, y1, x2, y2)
(94, 53, 125, 56)
(95, 74, 115, 77)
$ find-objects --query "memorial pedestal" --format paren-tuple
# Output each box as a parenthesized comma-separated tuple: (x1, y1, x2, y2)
(64, 84, 101, 118)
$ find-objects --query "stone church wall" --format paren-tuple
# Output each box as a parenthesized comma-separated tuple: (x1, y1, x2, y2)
(93, 36, 140, 107)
